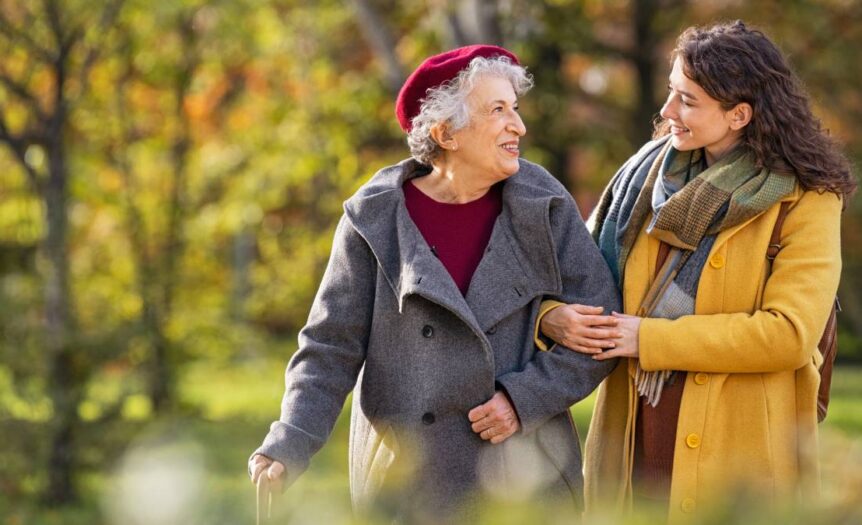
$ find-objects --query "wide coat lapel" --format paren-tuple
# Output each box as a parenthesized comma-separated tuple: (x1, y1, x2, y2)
(344, 159, 477, 330)
(465, 171, 563, 332)
(345, 158, 564, 334)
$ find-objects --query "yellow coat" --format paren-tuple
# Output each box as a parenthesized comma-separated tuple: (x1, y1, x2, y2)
(583, 186, 843, 522)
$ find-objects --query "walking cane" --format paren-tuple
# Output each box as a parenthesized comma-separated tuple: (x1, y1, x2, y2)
(256, 473, 272, 525)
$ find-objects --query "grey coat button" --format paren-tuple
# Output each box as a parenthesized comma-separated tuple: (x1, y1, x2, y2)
(422, 412, 435, 425)
(422, 325, 434, 338)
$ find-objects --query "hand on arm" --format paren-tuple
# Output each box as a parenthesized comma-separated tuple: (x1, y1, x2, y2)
(468, 391, 521, 444)
(540, 304, 620, 354)
(593, 312, 640, 361)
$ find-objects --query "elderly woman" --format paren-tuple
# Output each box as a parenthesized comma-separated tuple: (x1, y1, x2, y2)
(248, 45, 619, 521)
(539, 21, 855, 522)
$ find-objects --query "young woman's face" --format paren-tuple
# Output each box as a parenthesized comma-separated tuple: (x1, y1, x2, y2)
(660, 57, 745, 165)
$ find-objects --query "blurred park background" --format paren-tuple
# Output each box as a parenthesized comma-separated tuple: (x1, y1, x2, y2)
(1, 0, 861, 523)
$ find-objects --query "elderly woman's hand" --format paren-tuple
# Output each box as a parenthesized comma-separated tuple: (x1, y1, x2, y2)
(540, 304, 620, 354)
(250, 454, 285, 493)
(469, 391, 520, 444)
(592, 312, 640, 361)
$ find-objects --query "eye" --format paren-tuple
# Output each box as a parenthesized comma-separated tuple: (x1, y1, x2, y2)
(492, 106, 504, 113)
(513, 104, 520, 112)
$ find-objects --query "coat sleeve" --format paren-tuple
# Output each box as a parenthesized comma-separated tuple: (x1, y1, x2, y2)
(496, 193, 622, 434)
(252, 215, 375, 487)
(638, 190, 842, 373)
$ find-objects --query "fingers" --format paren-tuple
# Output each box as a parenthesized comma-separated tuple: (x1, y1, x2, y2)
(593, 347, 633, 360)
(267, 461, 285, 493)
(471, 415, 494, 433)
(569, 344, 604, 355)
(267, 461, 285, 481)
(468, 403, 489, 423)
(469, 396, 498, 431)
(477, 413, 518, 443)
(560, 333, 617, 354)
(565, 311, 619, 328)
(250, 454, 271, 483)
(470, 392, 520, 444)
(583, 327, 622, 340)
(571, 304, 604, 315)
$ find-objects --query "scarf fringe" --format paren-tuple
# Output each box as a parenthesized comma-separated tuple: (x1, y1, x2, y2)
(634, 365, 673, 407)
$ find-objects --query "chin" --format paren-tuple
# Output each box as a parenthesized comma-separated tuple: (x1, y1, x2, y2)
(502, 161, 520, 177)
(671, 135, 696, 151)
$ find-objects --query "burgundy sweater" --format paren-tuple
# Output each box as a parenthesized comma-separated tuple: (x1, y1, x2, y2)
(403, 179, 503, 296)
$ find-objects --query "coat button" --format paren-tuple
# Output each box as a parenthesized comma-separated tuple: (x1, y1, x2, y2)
(421, 412, 435, 425)
(422, 325, 434, 338)
(694, 372, 709, 385)
(709, 253, 725, 269)
(685, 433, 701, 449)
(681, 498, 696, 513)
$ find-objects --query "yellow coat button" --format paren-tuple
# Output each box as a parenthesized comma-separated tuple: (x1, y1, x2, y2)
(685, 433, 701, 448)
(694, 372, 709, 385)
(709, 253, 725, 269)
(681, 498, 696, 513)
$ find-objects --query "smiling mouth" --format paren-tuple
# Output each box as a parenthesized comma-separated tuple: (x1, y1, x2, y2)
(499, 143, 519, 155)
(670, 124, 690, 134)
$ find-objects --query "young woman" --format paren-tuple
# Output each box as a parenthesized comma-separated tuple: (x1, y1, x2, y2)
(539, 20, 855, 522)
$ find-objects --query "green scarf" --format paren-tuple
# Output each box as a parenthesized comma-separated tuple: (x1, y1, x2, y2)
(594, 138, 796, 405)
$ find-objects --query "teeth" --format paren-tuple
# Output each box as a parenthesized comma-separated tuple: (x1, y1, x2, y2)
(500, 144, 519, 152)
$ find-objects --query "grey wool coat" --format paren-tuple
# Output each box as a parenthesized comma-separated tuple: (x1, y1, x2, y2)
(254, 158, 621, 520)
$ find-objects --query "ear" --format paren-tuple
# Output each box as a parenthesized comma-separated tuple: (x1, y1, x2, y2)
(728, 102, 753, 131)
(430, 122, 458, 151)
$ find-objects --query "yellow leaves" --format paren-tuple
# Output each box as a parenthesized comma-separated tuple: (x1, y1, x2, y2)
(121, 394, 153, 421)
(0, 194, 42, 245)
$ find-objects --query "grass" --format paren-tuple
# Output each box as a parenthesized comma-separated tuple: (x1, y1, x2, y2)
(3, 361, 862, 524)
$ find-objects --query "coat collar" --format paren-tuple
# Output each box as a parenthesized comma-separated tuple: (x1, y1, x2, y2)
(343, 158, 565, 331)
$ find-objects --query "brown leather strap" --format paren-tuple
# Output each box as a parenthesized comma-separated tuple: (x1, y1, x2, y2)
(767, 202, 792, 260)
(817, 298, 840, 422)
(766, 201, 838, 423)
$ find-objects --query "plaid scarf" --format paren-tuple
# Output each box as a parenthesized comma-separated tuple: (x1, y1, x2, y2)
(591, 137, 796, 405)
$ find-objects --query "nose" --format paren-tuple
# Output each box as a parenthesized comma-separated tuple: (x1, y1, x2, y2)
(660, 93, 677, 120)
(508, 110, 526, 137)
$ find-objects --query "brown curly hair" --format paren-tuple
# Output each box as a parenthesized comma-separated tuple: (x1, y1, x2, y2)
(654, 20, 856, 200)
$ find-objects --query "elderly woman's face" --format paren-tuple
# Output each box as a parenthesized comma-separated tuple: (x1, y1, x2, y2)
(450, 75, 526, 179)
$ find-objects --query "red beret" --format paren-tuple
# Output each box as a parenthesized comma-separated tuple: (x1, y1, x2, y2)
(395, 44, 520, 132)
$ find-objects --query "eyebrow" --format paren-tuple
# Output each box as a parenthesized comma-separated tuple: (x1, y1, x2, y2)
(669, 81, 698, 101)
(487, 98, 518, 108)
(677, 89, 698, 101)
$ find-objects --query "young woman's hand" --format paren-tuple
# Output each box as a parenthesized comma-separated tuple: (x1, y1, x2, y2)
(540, 304, 620, 354)
(592, 312, 640, 361)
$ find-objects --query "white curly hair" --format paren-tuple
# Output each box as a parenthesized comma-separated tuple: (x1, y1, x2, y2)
(406, 56, 533, 165)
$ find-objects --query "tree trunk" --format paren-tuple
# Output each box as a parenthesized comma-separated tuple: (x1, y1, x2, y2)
(348, 0, 404, 94)
(631, 0, 659, 146)
(43, 79, 79, 504)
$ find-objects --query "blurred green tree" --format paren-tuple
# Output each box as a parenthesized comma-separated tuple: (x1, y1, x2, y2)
(0, 0, 124, 504)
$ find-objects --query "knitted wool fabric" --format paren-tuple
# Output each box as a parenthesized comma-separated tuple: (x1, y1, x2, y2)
(592, 138, 796, 405)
